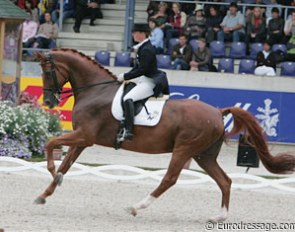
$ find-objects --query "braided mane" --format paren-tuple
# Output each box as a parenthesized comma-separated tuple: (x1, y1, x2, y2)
(51, 48, 117, 80)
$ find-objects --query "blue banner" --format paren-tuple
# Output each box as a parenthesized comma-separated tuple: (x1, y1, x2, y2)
(169, 85, 295, 143)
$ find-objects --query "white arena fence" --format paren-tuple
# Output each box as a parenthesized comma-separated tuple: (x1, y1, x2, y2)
(0, 157, 295, 193)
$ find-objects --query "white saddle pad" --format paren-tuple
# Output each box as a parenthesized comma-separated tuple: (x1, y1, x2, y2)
(111, 84, 167, 127)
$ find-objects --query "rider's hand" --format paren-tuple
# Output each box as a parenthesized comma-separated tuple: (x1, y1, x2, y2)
(117, 73, 125, 82)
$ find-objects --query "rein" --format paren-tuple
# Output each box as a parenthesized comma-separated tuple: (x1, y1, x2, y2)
(42, 53, 118, 101)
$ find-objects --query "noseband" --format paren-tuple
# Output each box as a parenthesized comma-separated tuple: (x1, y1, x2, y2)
(41, 53, 118, 102)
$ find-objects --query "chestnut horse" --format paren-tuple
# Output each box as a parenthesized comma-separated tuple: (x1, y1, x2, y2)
(35, 49, 295, 222)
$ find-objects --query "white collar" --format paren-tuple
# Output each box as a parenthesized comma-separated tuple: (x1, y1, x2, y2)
(133, 38, 149, 50)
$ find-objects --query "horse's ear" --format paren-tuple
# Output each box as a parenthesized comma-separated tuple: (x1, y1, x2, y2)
(34, 52, 45, 61)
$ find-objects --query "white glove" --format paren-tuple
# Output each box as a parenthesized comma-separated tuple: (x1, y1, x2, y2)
(117, 73, 125, 82)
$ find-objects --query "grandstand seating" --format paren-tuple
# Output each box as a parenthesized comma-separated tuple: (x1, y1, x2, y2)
(94, 51, 110, 66)
(229, 42, 246, 59)
(272, 44, 287, 54)
(156, 54, 172, 69)
(189, 39, 199, 52)
(167, 38, 179, 55)
(210, 41, 225, 58)
(280, 62, 295, 77)
(249, 43, 263, 60)
(238, 59, 256, 74)
(114, 52, 131, 67)
(218, 58, 234, 73)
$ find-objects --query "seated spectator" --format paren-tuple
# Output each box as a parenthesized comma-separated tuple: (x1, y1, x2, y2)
(245, 7, 267, 51)
(38, 0, 56, 24)
(204, 0, 227, 18)
(184, 5, 206, 41)
(33, 12, 58, 49)
(217, 2, 245, 42)
(171, 35, 192, 70)
(73, 0, 103, 33)
(17, 0, 37, 9)
(149, 18, 164, 54)
(146, 0, 159, 19)
(254, 40, 277, 76)
(285, 34, 295, 61)
(245, 0, 266, 19)
(24, 0, 39, 24)
(51, 0, 75, 25)
(149, 1, 168, 29)
(284, 10, 295, 44)
(265, 0, 282, 22)
(22, 17, 38, 50)
(164, 3, 187, 49)
(205, 6, 223, 44)
(267, 7, 284, 45)
(190, 38, 212, 72)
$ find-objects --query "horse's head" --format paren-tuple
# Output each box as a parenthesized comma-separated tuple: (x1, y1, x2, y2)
(36, 52, 69, 109)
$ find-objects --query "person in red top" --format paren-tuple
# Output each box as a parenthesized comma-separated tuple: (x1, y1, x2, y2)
(164, 2, 187, 50)
(17, 0, 38, 9)
(245, 6, 267, 53)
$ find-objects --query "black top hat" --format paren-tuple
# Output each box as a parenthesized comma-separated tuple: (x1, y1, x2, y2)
(132, 23, 150, 32)
(229, 2, 238, 8)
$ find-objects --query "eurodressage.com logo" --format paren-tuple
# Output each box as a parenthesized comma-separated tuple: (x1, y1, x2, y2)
(204, 221, 295, 231)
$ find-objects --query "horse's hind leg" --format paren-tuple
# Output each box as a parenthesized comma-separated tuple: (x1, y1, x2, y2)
(34, 145, 86, 204)
(194, 143, 232, 223)
(126, 150, 190, 216)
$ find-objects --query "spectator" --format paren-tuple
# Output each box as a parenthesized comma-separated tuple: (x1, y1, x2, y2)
(204, 0, 227, 18)
(171, 35, 192, 70)
(149, 1, 168, 29)
(24, 0, 39, 24)
(284, 10, 295, 43)
(245, 7, 267, 49)
(38, 0, 56, 24)
(149, 18, 164, 54)
(190, 38, 211, 71)
(33, 12, 58, 49)
(22, 17, 38, 50)
(265, 0, 282, 22)
(217, 2, 245, 42)
(73, 0, 103, 33)
(205, 6, 223, 44)
(267, 7, 284, 45)
(285, 34, 295, 61)
(51, 0, 75, 25)
(164, 3, 187, 49)
(146, 0, 159, 19)
(254, 40, 277, 76)
(17, 0, 37, 9)
(184, 4, 206, 41)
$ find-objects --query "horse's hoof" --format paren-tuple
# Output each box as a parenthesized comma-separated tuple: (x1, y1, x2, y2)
(125, 207, 137, 217)
(54, 172, 63, 186)
(34, 197, 46, 205)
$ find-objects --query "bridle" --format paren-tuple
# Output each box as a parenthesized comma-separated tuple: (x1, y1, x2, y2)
(42, 53, 118, 103)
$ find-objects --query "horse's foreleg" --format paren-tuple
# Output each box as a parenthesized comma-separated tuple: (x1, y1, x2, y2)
(34, 145, 86, 204)
(126, 151, 190, 216)
(194, 155, 232, 223)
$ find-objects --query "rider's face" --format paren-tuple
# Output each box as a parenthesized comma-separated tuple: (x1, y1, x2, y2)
(132, 31, 146, 42)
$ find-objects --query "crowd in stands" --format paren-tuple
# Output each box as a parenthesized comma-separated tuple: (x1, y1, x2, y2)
(11, 0, 113, 55)
(146, 1, 295, 76)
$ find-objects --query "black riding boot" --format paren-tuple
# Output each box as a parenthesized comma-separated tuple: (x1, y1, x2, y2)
(123, 99, 134, 140)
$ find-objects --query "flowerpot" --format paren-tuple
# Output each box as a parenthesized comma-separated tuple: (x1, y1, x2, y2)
(45, 149, 63, 160)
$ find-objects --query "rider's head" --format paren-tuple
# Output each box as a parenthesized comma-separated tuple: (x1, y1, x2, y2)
(132, 23, 150, 43)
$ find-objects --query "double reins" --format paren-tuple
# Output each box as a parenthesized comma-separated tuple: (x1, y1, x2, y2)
(42, 53, 118, 101)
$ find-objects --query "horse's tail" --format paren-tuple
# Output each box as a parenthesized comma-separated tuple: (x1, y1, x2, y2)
(221, 107, 295, 174)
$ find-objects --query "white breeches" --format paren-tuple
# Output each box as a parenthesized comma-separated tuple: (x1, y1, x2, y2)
(254, 66, 276, 76)
(123, 76, 156, 102)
